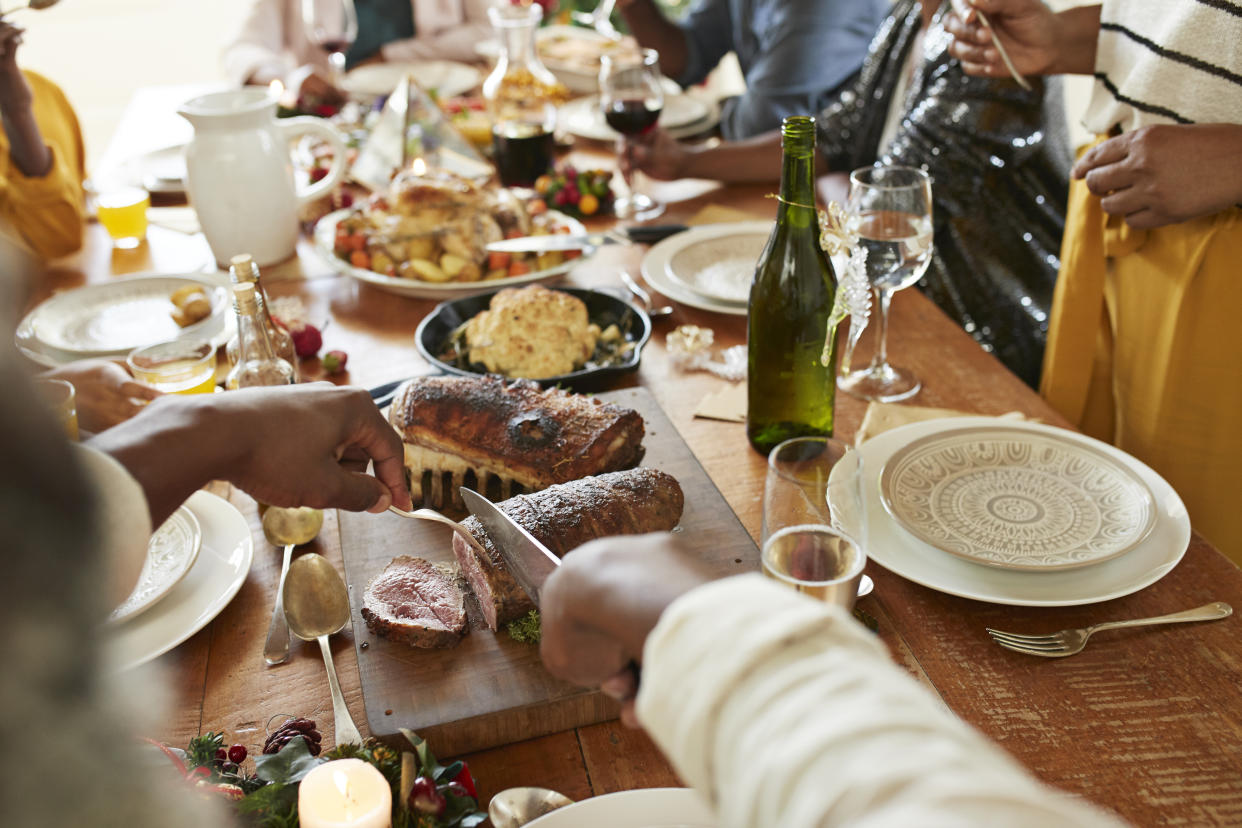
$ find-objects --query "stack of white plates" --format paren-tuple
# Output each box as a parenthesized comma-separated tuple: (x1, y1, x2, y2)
(858, 417, 1191, 606)
(15, 272, 232, 368)
(640, 222, 772, 315)
(559, 89, 721, 142)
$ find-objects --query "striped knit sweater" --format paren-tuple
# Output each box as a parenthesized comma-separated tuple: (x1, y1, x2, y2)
(1085, 0, 1242, 133)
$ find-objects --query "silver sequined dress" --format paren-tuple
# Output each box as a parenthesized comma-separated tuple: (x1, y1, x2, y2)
(817, 0, 1072, 387)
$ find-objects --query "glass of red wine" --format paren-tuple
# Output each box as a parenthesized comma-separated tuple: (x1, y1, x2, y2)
(599, 48, 665, 221)
(302, 0, 358, 91)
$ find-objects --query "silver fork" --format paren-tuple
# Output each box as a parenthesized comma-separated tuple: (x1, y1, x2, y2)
(987, 602, 1232, 657)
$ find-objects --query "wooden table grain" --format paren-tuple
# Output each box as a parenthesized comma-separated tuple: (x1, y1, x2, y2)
(27, 98, 1242, 826)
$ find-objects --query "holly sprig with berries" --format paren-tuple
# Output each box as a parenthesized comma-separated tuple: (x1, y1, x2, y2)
(153, 719, 485, 827)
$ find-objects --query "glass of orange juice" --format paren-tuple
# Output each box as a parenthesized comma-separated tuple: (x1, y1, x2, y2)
(97, 186, 150, 248)
(127, 339, 218, 394)
(35, 378, 79, 440)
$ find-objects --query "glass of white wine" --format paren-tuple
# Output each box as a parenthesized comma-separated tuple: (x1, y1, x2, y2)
(838, 165, 934, 403)
(761, 437, 867, 612)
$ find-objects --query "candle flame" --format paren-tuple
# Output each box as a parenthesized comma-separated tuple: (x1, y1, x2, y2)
(411, 157, 427, 176)
(269, 79, 285, 99)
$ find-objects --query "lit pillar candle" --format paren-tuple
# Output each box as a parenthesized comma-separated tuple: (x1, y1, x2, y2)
(298, 758, 392, 828)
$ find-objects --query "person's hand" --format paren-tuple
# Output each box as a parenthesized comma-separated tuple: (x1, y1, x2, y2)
(945, 0, 1061, 78)
(202, 383, 411, 513)
(624, 127, 689, 181)
(0, 21, 32, 114)
(44, 359, 161, 433)
(540, 533, 714, 727)
(1073, 124, 1242, 229)
(298, 70, 348, 107)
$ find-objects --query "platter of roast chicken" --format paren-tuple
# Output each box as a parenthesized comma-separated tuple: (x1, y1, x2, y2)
(339, 365, 757, 753)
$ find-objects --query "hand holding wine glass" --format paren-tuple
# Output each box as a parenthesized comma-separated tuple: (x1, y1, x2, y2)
(599, 48, 665, 221)
(301, 0, 358, 91)
(838, 165, 933, 403)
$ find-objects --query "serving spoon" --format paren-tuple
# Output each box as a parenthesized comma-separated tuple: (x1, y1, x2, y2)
(261, 506, 324, 666)
(489, 786, 575, 828)
(282, 553, 364, 747)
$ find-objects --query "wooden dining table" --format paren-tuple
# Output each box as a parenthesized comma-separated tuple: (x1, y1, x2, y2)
(26, 84, 1242, 826)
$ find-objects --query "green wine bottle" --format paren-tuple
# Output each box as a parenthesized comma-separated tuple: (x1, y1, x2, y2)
(746, 115, 839, 455)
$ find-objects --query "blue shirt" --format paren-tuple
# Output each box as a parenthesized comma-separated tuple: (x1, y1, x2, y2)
(677, 0, 887, 139)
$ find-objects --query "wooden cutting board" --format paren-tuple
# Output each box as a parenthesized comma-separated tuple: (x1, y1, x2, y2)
(338, 387, 759, 756)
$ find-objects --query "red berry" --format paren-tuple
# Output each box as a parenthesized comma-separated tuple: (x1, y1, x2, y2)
(291, 324, 323, 358)
(322, 350, 348, 375)
(451, 763, 478, 800)
(409, 776, 446, 816)
(228, 744, 247, 764)
(338, 190, 355, 208)
(309, 166, 329, 183)
(214, 747, 228, 763)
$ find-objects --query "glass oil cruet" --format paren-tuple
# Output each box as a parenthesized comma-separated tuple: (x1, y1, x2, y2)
(482, 2, 565, 189)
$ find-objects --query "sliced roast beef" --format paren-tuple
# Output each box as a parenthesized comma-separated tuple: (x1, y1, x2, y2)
(361, 556, 468, 648)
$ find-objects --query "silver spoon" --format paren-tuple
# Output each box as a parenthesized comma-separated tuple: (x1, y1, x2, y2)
(282, 553, 364, 747)
(261, 506, 324, 666)
(489, 786, 575, 828)
(619, 271, 673, 317)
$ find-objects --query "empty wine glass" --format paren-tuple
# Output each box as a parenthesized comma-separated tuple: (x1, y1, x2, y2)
(599, 48, 664, 221)
(838, 165, 933, 403)
(302, 0, 358, 90)
(572, 0, 621, 40)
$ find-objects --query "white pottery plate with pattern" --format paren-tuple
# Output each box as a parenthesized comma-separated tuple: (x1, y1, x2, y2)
(879, 425, 1157, 571)
(109, 505, 202, 624)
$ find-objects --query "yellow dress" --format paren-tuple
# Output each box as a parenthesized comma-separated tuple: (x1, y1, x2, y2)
(1041, 156, 1242, 564)
(0, 70, 86, 259)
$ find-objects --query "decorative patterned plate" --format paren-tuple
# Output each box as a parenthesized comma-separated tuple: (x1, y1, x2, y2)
(109, 505, 202, 624)
(879, 425, 1157, 571)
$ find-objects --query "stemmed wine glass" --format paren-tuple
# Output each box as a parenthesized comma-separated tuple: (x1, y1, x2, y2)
(572, 0, 621, 40)
(837, 165, 934, 403)
(302, 0, 358, 90)
(599, 48, 665, 221)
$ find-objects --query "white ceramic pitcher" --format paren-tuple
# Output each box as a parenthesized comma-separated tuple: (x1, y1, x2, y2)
(179, 88, 347, 267)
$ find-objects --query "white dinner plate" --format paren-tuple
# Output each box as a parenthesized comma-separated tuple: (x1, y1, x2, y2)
(343, 61, 482, 99)
(664, 229, 771, 305)
(16, 272, 230, 359)
(526, 788, 715, 828)
(105, 490, 253, 672)
(857, 417, 1190, 607)
(640, 222, 773, 315)
(109, 505, 202, 624)
(312, 208, 589, 299)
(134, 142, 187, 194)
(558, 92, 719, 143)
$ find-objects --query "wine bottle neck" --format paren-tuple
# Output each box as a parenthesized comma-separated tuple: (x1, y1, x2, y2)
(778, 117, 817, 227)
